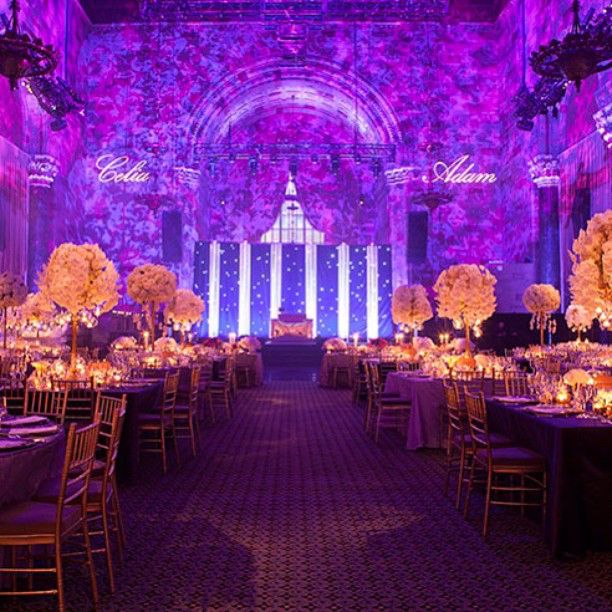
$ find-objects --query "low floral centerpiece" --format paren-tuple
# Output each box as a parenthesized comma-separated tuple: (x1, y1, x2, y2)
(522, 284, 560, 346)
(434, 264, 497, 361)
(164, 288, 205, 345)
(392, 284, 433, 337)
(569, 209, 612, 330)
(0, 272, 27, 349)
(127, 263, 177, 348)
(38, 243, 119, 368)
(323, 337, 347, 352)
(239, 336, 262, 353)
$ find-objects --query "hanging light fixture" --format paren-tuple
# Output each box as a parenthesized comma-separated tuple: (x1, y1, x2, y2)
(412, 143, 453, 211)
(530, 1, 612, 91)
(0, 0, 57, 90)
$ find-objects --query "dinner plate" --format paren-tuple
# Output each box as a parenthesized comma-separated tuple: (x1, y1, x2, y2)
(491, 396, 538, 404)
(0, 438, 35, 451)
(0, 415, 48, 428)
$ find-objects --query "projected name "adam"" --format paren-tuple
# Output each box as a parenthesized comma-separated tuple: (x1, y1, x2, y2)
(96, 154, 151, 184)
(431, 154, 497, 184)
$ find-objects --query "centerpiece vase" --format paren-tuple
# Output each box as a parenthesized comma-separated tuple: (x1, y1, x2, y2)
(149, 302, 157, 349)
(539, 316, 545, 348)
(70, 315, 78, 371)
(464, 322, 472, 358)
(2, 307, 7, 350)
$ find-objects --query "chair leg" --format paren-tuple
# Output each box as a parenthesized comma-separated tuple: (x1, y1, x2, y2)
(444, 437, 453, 496)
(160, 427, 167, 474)
(172, 425, 181, 466)
(483, 469, 493, 538)
(190, 416, 197, 457)
(55, 541, 65, 612)
(82, 516, 99, 609)
(456, 445, 466, 510)
(102, 503, 115, 593)
(463, 459, 476, 519)
(111, 476, 126, 551)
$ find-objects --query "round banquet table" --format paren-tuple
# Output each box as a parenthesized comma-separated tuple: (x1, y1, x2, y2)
(0, 430, 65, 508)
(384, 372, 495, 450)
(320, 353, 354, 388)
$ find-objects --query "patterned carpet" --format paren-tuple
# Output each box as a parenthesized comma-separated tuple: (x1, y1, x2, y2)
(5, 380, 612, 610)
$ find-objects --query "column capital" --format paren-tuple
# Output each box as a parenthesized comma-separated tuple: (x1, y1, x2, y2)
(28, 154, 59, 188)
(174, 166, 201, 188)
(528, 154, 560, 188)
(593, 102, 612, 150)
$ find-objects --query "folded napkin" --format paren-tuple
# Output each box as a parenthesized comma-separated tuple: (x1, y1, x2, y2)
(0, 415, 48, 427)
(491, 396, 536, 404)
(527, 404, 573, 416)
(5, 424, 58, 437)
(0, 438, 34, 450)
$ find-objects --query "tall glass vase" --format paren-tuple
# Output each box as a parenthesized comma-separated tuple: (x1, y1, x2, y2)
(2, 307, 7, 350)
(464, 322, 472, 358)
(70, 315, 78, 371)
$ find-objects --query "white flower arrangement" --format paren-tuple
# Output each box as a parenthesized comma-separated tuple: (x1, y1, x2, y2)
(433, 264, 496, 352)
(38, 243, 119, 315)
(154, 336, 179, 353)
(569, 210, 612, 329)
(238, 336, 262, 353)
(111, 336, 138, 351)
(164, 289, 205, 331)
(127, 264, 177, 305)
(0, 272, 27, 309)
(563, 368, 593, 387)
(20, 292, 56, 324)
(412, 336, 435, 352)
(323, 337, 347, 352)
(522, 283, 560, 342)
(392, 284, 433, 332)
(565, 303, 593, 334)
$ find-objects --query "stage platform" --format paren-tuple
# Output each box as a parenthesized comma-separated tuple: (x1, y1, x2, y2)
(262, 337, 324, 368)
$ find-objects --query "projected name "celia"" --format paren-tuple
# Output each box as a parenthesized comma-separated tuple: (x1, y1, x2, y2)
(96, 154, 151, 184)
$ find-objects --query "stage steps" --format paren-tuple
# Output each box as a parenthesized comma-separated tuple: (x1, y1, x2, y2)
(262, 339, 324, 368)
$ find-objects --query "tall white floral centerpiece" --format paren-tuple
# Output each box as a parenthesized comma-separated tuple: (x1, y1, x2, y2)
(0, 272, 27, 349)
(127, 264, 177, 349)
(19, 292, 58, 339)
(569, 209, 612, 330)
(164, 288, 205, 345)
(434, 264, 497, 360)
(522, 284, 560, 347)
(39, 243, 119, 368)
(392, 284, 433, 339)
(565, 303, 593, 342)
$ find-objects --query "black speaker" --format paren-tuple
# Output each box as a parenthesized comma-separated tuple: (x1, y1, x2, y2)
(407, 210, 428, 263)
(162, 210, 182, 263)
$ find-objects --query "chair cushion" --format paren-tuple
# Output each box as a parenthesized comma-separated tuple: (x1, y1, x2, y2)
(477, 446, 545, 469)
(0, 502, 81, 536)
(454, 432, 512, 448)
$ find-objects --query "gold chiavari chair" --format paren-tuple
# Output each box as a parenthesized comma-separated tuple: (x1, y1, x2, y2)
(331, 354, 352, 389)
(52, 378, 95, 423)
(352, 357, 368, 406)
(138, 372, 180, 473)
(205, 360, 233, 423)
(24, 388, 66, 424)
(0, 377, 26, 415)
(463, 390, 547, 538)
(174, 366, 201, 457)
(443, 381, 469, 508)
(504, 371, 533, 397)
(365, 361, 411, 443)
(450, 370, 485, 409)
(0, 421, 100, 611)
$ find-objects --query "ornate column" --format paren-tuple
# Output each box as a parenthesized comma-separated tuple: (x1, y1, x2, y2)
(528, 154, 561, 287)
(27, 154, 59, 289)
(593, 102, 612, 149)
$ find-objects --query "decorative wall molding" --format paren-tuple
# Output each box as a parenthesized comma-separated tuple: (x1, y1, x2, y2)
(174, 166, 201, 187)
(28, 154, 59, 188)
(528, 154, 560, 188)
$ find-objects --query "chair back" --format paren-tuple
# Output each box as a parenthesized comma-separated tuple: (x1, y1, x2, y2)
(504, 371, 532, 397)
(24, 388, 66, 424)
(161, 372, 180, 416)
(57, 420, 100, 520)
(53, 378, 95, 423)
(0, 377, 26, 414)
(94, 394, 127, 495)
(464, 389, 489, 452)
(188, 366, 201, 413)
(443, 380, 464, 435)
(399, 361, 421, 372)
(451, 370, 484, 407)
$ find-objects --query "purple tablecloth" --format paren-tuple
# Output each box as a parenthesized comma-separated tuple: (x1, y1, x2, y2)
(101, 383, 163, 484)
(0, 430, 65, 507)
(487, 400, 612, 556)
(385, 373, 495, 450)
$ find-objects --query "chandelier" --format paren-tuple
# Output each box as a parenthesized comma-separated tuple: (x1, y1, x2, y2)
(530, 1, 612, 92)
(0, 0, 57, 90)
(25, 76, 85, 131)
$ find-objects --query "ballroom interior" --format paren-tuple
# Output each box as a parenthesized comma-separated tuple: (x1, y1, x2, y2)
(0, 0, 610, 610)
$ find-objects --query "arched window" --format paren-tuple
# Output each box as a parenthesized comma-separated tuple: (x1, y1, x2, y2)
(261, 174, 325, 245)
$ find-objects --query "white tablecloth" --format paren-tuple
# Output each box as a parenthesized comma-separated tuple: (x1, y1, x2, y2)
(384, 372, 495, 450)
